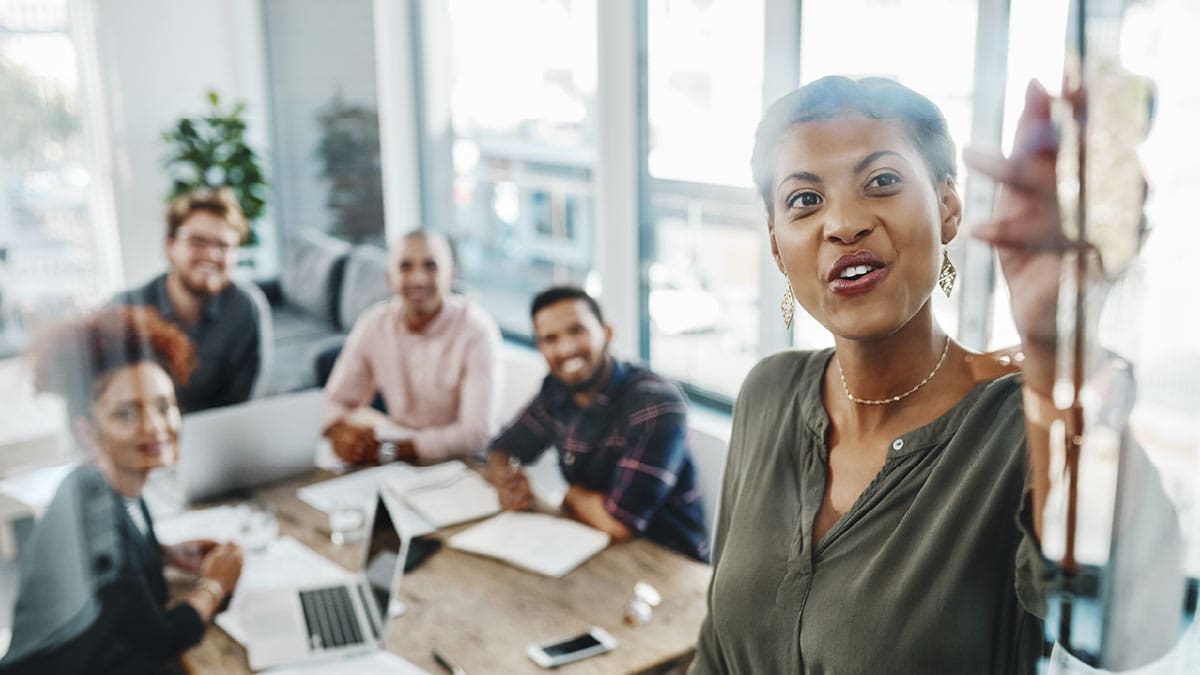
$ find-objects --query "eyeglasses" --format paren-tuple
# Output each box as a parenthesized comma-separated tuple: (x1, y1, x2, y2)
(177, 233, 239, 254)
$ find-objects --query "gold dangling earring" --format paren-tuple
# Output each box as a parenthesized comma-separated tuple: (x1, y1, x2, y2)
(938, 250, 957, 297)
(780, 284, 795, 330)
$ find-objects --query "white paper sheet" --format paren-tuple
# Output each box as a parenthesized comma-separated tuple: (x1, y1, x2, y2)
(262, 650, 430, 675)
(448, 511, 610, 577)
(154, 505, 248, 546)
(215, 536, 354, 645)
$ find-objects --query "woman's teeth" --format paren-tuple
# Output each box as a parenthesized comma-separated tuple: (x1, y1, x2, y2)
(840, 264, 876, 279)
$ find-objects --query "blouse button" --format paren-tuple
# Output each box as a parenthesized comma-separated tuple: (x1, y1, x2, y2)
(892, 438, 905, 451)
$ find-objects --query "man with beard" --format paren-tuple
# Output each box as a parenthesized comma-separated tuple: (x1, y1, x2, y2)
(485, 286, 708, 561)
(113, 188, 267, 412)
(321, 230, 501, 465)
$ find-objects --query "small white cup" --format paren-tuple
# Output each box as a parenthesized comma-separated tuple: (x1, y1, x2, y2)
(328, 502, 368, 546)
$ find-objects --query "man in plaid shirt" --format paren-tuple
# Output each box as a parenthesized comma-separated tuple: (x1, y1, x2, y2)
(485, 286, 709, 562)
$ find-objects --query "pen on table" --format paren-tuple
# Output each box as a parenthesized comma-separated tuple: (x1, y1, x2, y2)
(433, 648, 467, 675)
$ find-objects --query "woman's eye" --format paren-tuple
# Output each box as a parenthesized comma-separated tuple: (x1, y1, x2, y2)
(787, 191, 822, 209)
(114, 408, 137, 423)
(868, 172, 901, 189)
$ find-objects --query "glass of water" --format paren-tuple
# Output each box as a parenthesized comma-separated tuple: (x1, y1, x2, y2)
(237, 504, 278, 553)
(328, 501, 368, 546)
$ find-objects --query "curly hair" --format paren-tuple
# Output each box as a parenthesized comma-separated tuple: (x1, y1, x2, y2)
(29, 307, 196, 420)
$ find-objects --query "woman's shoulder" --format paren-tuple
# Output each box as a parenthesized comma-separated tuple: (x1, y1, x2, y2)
(45, 465, 110, 513)
(973, 371, 1024, 418)
(738, 348, 831, 404)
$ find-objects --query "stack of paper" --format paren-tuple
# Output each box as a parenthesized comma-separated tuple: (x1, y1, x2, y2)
(389, 464, 500, 529)
(398, 471, 499, 529)
(153, 505, 248, 545)
(448, 512, 610, 577)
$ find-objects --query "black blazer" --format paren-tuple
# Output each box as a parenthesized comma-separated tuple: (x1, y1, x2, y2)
(0, 466, 205, 675)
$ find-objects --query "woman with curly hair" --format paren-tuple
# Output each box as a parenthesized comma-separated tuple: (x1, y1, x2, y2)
(0, 306, 243, 675)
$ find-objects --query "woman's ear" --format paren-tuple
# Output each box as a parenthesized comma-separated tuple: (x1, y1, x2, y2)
(767, 219, 788, 276)
(938, 176, 963, 244)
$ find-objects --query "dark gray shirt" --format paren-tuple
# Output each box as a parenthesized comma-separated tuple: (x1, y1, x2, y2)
(691, 349, 1053, 674)
(113, 273, 261, 412)
(0, 465, 204, 674)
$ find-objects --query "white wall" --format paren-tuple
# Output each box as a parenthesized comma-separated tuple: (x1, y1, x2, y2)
(92, 0, 272, 286)
(264, 0, 379, 244)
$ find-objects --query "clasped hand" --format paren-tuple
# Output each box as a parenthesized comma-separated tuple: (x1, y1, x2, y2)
(165, 539, 243, 595)
(485, 453, 532, 511)
(327, 420, 417, 465)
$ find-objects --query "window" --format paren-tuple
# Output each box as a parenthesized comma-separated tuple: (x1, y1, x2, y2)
(0, 0, 115, 355)
(645, 0, 766, 400)
(799, 0, 981, 344)
(264, 0, 385, 246)
(442, 0, 598, 336)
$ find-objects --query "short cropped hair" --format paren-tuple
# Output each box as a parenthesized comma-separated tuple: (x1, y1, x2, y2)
(530, 286, 605, 325)
(750, 76, 957, 215)
(29, 307, 196, 420)
(165, 187, 250, 243)
(398, 229, 458, 266)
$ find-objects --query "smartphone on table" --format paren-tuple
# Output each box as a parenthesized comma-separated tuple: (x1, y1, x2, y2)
(527, 626, 616, 668)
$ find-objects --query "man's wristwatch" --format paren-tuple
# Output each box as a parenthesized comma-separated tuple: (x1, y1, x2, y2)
(378, 441, 397, 464)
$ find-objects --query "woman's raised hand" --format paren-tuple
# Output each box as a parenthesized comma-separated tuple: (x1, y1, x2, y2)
(963, 79, 1074, 391)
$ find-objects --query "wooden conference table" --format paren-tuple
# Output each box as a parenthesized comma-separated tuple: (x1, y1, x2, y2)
(181, 470, 713, 674)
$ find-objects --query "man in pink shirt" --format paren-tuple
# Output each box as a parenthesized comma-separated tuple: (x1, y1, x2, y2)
(321, 231, 501, 465)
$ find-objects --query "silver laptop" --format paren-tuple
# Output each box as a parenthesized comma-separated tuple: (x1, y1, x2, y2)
(174, 390, 324, 503)
(241, 493, 409, 670)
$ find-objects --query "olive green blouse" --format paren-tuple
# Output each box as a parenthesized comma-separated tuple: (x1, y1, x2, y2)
(691, 349, 1054, 674)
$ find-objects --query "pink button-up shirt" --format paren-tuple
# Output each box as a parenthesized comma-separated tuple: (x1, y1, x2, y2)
(321, 295, 502, 461)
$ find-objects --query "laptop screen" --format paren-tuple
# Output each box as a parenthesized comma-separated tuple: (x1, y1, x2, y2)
(363, 495, 403, 617)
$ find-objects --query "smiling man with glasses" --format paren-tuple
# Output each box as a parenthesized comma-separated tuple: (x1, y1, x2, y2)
(112, 188, 268, 412)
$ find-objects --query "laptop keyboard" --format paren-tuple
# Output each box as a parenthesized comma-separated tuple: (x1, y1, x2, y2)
(299, 586, 366, 651)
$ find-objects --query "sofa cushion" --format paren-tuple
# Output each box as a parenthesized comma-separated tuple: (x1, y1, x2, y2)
(281, 230, 350, 326)
(338, 245, 393, 331)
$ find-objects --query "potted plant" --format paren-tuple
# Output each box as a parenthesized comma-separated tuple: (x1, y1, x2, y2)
(314, 94, 385, 244)
(162, 90, 269, 245)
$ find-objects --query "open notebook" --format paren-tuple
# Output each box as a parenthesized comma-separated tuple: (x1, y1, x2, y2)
(447, 511, 610, 578)
(392, 469, 500, 529)
(298, 460, 499, 537)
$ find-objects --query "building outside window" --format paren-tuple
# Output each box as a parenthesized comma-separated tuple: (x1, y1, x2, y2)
(645, 0, 766, 400)
(443, 0, 598, 336)
(798, 0, 980, 347)
(0, 0, 114, 356)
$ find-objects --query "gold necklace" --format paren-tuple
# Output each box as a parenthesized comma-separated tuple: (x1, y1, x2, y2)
(837, 336, 951, 405)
